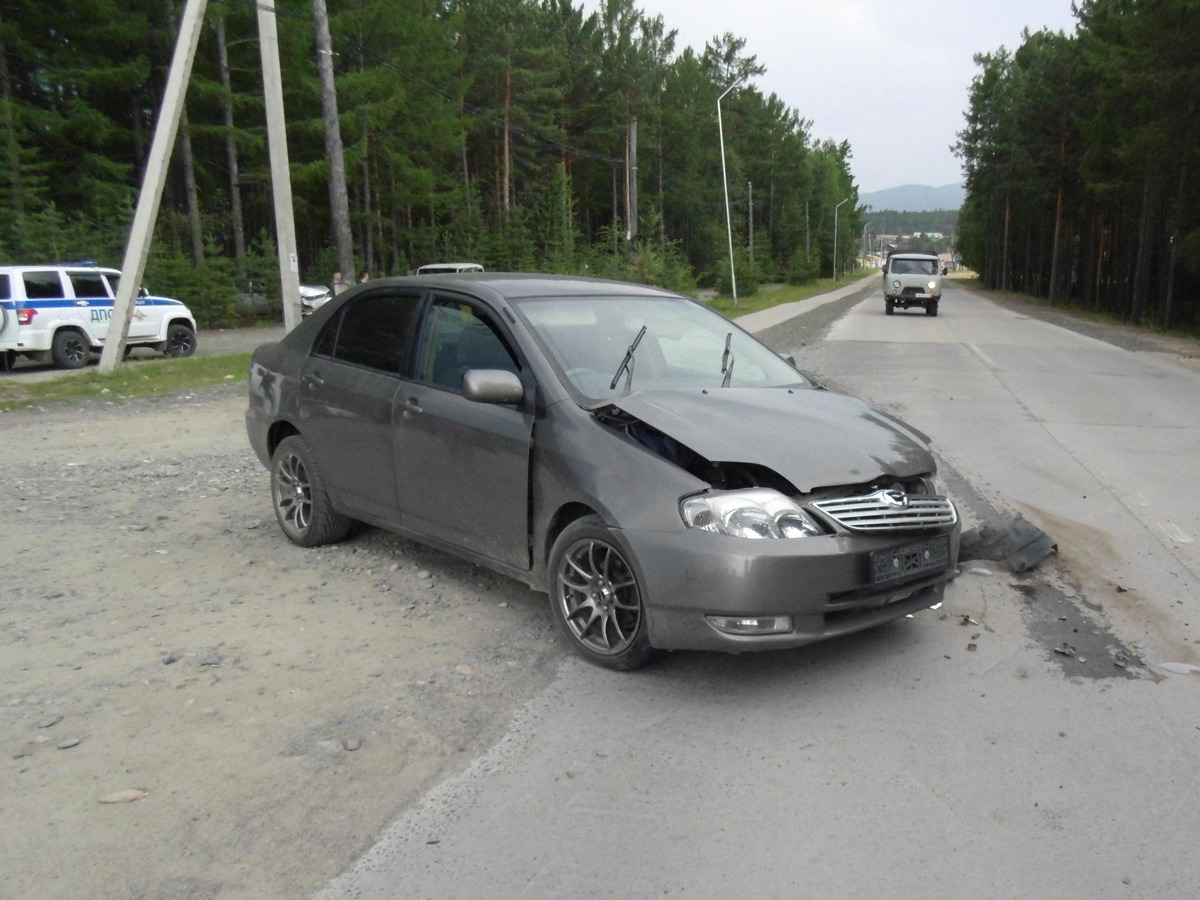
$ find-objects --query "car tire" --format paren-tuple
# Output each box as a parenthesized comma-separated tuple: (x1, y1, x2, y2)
(548, 516, 657, 670)
(270, 435, 353, 548)
(51, 329, 91, 369)
(164, 323, 197, 358)
(885, 298, 895, 316)
(927, 301, 939, 317)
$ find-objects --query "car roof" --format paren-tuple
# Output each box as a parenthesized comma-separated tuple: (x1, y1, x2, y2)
(374, 272, 684, 301)
(889, 253, 939, 260)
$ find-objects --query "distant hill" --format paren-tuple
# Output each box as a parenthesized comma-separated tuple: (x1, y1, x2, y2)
(861, 183, 964, 212)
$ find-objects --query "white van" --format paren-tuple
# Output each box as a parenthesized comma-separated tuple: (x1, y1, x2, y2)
(881, 253, 945, 316)
(0, 264, 198, 369)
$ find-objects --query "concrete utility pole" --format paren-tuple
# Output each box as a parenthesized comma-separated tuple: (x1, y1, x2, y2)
(99, 0, 209, 373)
(258, 0, 302, 331)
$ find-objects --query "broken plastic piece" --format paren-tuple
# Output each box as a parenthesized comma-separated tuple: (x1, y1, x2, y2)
(958, 513, 1057, 572)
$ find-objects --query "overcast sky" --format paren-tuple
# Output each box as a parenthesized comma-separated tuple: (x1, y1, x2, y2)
(590, 0, 1080, 193)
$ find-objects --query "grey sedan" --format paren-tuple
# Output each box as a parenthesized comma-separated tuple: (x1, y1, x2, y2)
(245, 274, 959, 669)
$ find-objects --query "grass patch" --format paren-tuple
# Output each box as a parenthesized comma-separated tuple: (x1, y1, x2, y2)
(0, 353, 252, 411)
(708, 271, 875, 319)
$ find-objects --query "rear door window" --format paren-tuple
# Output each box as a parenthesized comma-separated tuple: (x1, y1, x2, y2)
(23, 271, 65, 300)
(316, 292, 421, 373)
(68, 272, 110, 299)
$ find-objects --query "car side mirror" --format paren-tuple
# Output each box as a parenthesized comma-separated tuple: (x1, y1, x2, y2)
(462, 369, 525, 405)
(942, 267, 948, 276)
(139, 287, 149, 298)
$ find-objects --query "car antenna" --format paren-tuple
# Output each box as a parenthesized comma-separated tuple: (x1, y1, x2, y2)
(609, 325, 647, 393)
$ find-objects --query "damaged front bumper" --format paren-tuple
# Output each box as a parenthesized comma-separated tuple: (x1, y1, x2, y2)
(626, 525, 960, 653)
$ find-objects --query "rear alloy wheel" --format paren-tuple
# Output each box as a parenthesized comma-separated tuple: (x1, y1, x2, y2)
(51, 329, 91, 369)
(165, 323, 197, 357)
(885, 298, 895, 316)
(270, 435, 352, 547)
(549, 516, 655, 670)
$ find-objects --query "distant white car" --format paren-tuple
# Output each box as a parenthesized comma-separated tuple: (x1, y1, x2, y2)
(0, 264, 198, 369)
(299, 283, 334, 317)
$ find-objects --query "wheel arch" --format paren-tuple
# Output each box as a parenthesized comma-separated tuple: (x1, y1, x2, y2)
(541, 502, 601, 569)
(267, 419, 301, 459)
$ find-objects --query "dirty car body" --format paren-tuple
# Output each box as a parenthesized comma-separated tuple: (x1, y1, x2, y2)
(245, 274, 959, 669)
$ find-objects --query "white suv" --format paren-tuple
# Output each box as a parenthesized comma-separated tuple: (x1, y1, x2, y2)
(0, 264, 198, 369)
(882, 253, 945, 316)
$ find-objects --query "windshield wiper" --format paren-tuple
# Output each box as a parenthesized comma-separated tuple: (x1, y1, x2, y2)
(609, 325, 647, 393)
(720, 332, 735, 388)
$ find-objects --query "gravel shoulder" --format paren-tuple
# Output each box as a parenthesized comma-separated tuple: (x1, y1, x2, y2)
(0, 385, 560, 900)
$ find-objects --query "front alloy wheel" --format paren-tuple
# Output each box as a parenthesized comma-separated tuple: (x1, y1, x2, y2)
(550, 517, 655, 669)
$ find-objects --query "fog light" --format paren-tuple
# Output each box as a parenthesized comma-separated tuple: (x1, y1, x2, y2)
(706, 615, 793, 636)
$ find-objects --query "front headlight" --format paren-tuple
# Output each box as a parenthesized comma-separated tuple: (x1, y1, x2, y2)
(681, 488, 821, 539)
(928, 280, 937, 291)
(892, 280, 901, 290)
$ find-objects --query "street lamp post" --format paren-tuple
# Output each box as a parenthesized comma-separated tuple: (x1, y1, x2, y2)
(718, 76, 746, 306)
(833, 198, 848, 281)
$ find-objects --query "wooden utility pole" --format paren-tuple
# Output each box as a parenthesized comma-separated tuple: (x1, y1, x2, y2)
(99, 0, 208, 372)
(747, 181, 753, 270)
(258, 0, 301, 330)
(166, 0, 203, 264)
(628, 117, 638, 248)
(214, 14, 247, 287)
(312, 0, 355, 282)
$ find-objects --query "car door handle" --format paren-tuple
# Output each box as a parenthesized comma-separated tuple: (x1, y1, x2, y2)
(76, 300, 89, 306)
(302, 373, 325, 390)
(402, 396, 422, 418)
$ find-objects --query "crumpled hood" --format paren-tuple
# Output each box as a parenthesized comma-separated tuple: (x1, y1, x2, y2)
(606, 387, 936, 493)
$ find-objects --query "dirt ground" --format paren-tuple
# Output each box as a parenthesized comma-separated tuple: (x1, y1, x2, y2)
(0, 385, 561, 900)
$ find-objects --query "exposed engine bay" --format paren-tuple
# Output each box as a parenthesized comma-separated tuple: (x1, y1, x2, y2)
(595, 405, 935, 503)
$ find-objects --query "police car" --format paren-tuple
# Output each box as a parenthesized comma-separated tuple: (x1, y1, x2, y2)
(0, 263, 198, 370)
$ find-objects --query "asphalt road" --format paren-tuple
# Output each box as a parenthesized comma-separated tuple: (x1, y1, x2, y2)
(317, 279, 1200, 899)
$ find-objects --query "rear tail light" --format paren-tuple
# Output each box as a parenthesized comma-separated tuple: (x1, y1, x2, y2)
(16, 309, 35, 325)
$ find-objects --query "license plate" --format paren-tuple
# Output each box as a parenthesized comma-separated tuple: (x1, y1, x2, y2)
(915, 292, 931, 298)
(871, 535, 951, 585)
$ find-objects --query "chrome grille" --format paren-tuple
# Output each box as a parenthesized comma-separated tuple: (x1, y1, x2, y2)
(810, 490, 957, 533)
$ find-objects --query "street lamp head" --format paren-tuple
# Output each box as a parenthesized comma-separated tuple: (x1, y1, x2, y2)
(718, 74, 748, 102)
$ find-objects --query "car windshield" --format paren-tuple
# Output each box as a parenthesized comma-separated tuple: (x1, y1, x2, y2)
(890, 258, 937, 275)
(516, 294, 807, 400)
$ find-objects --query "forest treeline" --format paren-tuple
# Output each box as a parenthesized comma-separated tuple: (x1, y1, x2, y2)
(955, 0, 1199, 331)
(0, 0, 862, 325)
